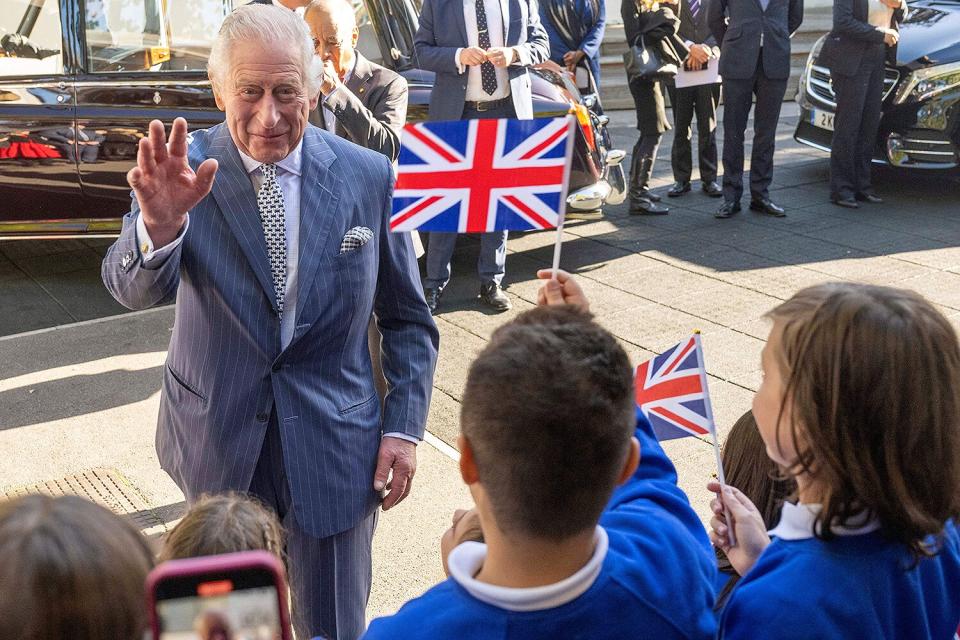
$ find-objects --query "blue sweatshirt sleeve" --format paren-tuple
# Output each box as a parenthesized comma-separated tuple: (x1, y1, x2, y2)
(604, 409, 712, 553)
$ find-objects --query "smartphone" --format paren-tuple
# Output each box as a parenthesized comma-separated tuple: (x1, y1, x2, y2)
(146, 550, 292, 640)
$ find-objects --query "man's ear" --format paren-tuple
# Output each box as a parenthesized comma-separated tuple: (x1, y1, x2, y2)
(458, 434, 480, 485)
(616, 437, 640, 486)
(212, 86, 225, 112)
(308, 87, 321, 111)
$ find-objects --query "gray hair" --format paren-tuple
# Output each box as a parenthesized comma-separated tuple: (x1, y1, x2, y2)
(208, 4, 322, 96)
(304, 0, 358, 35)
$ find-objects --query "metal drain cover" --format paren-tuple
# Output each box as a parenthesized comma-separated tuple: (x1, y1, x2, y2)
(2, 468, 171, 534)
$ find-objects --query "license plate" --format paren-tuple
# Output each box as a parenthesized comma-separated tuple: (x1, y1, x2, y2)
(811, 109, 835, 132)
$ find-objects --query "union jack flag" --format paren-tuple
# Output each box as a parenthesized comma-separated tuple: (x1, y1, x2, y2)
(635, 334, 718, 442)
(390, 116, 574, 233)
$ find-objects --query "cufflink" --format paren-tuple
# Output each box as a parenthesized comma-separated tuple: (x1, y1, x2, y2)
(359, 87, 365, 94)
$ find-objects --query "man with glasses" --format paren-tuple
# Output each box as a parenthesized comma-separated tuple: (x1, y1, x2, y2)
(304, 0, 408, 161)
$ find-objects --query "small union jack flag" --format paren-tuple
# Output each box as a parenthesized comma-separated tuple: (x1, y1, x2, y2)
(390, 116, 574, 233)
(635, 334, 718, 442)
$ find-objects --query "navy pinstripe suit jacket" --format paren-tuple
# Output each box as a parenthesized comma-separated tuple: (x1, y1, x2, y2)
(102, 124, 439, 539)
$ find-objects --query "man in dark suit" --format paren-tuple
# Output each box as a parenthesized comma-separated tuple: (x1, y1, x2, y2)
(709, 0, 803, 218)
(304, 0, 408, 161)
(414, 0, 549, 314)
(666, 0, 722, 199)
(101, 6, 437, 639)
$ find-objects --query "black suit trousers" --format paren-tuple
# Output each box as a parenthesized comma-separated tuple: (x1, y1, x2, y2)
(667, 82, 721, 183)
(721, 53, 788, 203)
(829, 43, 886, 199)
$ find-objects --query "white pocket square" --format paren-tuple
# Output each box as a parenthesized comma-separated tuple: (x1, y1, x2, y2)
(340, 226, 374, 254)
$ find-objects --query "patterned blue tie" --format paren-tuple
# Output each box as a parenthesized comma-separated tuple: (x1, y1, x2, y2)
(257, 163, 287, 317)
(475, 0, 498, 95)
(689, 0, 701, 18)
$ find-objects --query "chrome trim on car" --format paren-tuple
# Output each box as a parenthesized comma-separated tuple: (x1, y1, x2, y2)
(805, 64, 900, 108)
(602, 149, 627, 206)
(0, 219, 122, 238)
(567, 183, 610, 211)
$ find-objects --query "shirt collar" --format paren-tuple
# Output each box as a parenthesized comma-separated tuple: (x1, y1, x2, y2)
(237, 138, 303, 178)
(446, 526, 608, 612)
(768, 502, 881, 541)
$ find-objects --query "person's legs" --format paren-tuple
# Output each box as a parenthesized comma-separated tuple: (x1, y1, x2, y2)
(856, 46, 886, 197)
(286, 511, 377, 640)
(695, 83, 721, 184)
(478, 230, 508, 286)
(423, 232, 457, 290)
(748, 62, 788, 202)
(720, 77, 753, 204)
(668, 84, 695, 185)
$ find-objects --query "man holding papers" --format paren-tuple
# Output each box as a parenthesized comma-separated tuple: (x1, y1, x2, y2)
(666, 0, 722, 199)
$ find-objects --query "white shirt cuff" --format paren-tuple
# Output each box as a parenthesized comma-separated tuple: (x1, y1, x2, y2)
(136, 214, 189, 265)
(383, 432, 420, 445)
(455, 47, 465, 74)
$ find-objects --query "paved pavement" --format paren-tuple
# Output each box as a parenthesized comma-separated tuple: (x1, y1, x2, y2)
(1, 104, 959, 620)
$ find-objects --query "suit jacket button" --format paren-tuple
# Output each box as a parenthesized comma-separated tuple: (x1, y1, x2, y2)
(256, 412, 269, 423)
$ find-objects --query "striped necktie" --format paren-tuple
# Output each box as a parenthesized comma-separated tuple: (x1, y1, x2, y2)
(690, 0, 700, 18)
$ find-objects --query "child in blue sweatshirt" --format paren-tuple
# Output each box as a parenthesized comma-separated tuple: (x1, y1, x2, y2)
(708, 282, 960, 639)
(364, 270, 717, 640)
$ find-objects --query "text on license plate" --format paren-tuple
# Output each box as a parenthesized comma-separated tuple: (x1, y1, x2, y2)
(812, 109, 834, 132)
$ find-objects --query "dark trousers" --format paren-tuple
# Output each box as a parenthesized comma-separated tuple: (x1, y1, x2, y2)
(424, 100, 517, 290)
(720, 54, 788, 203)
(830, 44, 886, 200)
(667, 82, 721, 184)
(248, 415, 377, 640)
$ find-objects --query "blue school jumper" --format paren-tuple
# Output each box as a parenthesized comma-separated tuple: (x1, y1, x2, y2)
(720, 513, 960, 639)
(362, 412, 718, 640)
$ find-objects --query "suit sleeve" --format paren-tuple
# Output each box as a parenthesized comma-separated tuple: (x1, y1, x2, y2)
(788, 0, 805, 36)
(325, 75, 408, 162)
(578, 0, 606, 60)
(707, 0, 728, 45)
(101, 196, 182, 310)
(832, 0, 883, 41)
(513, 0, 550, 66)
(373, 159, 440, 439)
(414, 0, 463, 73)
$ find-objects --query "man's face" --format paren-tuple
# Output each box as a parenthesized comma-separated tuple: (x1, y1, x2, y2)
(306, 10, 359, 79)
(214, 41, 319, 164)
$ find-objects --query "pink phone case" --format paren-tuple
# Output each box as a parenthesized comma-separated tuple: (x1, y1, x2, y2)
(145, 550, 292, 640)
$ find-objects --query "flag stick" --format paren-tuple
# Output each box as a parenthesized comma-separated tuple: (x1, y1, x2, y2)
(693, 332, 735, 548)
(551, 213, 565, 280)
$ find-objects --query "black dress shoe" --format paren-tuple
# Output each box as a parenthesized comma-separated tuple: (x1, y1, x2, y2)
(424, 287, 442, 315)
(856, 193, 883, 204)
(714, 201, 741, 218)
(668, 181, 691, 197)
(750, 198, 786, 217)
(629, 196, 669, 215)
(702, 181, 723, 198)
(831, 197, 859, 209)
(479, 282, 511, 312)
(639, 186, 662, 202)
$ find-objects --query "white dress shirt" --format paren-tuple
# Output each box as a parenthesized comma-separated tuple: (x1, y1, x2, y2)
(456, 0, 511, 101)
(446, 526, 609, 611)
(134, 139, 416, 443)
(767, 502, 881, 541)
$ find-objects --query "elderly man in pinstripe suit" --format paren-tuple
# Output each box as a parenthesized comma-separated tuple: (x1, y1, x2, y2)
(101, 6, 438, 640)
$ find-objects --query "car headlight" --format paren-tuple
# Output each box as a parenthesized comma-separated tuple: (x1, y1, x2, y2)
(894, 61, 960, 104)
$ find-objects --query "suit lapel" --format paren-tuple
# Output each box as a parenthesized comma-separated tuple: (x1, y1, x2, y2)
(454, 0, 469, 49)
(341, 54, 374, 137)
(295, 127, 342, 328)
(207, 125, 279, 312)
(501, 0, 512, 43)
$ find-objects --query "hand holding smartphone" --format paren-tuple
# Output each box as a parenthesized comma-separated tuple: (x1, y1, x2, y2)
(146, 551, 292, 640)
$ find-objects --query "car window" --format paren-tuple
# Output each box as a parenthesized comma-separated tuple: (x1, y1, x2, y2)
(84, 0, 236, 74)
(0, 0, 64, 78)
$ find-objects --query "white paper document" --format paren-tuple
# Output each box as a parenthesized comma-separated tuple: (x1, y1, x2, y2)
(675, 58, 721, 89)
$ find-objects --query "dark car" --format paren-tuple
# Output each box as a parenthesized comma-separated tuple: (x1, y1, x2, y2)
(0, 0, 624, 238)
(794, 0, 960, 168)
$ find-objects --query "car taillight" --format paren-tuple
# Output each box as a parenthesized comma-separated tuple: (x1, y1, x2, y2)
(570, 103, 596, 152)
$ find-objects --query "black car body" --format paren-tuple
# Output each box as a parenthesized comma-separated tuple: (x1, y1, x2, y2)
(0, 0, 624, 238)
(795, 0, 960, 168)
